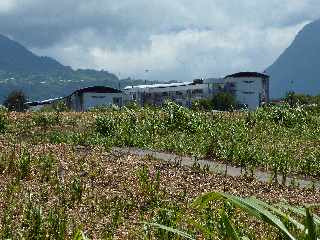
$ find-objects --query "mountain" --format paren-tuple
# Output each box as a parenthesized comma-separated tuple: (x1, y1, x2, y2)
(266, 19, 320, 98)
(0, 34, 71, 74)
(0, 33, 140, 102)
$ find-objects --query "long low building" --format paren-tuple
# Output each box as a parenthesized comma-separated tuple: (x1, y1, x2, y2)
(124, 72, 270, 110)
(25, 72, 270, 111)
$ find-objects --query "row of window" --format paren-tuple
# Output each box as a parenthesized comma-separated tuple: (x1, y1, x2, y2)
(145, 89, 204, 97)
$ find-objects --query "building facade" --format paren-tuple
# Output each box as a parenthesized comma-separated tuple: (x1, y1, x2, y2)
(124, 81, 205, 107)
(65, 86, 123, 111)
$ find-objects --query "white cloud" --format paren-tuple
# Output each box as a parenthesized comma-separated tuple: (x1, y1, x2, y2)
(9, 0, 319, 80)
(34, 21, 307, 81)
(0, 0, 16, 13)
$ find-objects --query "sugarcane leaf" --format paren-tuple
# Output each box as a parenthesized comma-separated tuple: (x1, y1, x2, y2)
(143, 222, 196, 240)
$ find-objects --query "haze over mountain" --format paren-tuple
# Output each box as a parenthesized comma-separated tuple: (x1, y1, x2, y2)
(266, 19, 320, 98)
(0, 33, 156, 102)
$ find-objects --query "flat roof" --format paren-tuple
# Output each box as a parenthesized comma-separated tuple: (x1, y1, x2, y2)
(124, 82, 193, 90)
(26, 97, 64, 106)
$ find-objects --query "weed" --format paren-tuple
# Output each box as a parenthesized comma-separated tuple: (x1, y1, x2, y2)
(137, 165, 161, 209)
(18, 149, 32, 180)
(0, 113, 7, 133)
(38, 154, 55, 182)
(70, 177, 85, 204)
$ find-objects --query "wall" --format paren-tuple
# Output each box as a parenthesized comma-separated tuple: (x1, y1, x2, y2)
(82, 92, 122, 110)
(67, 92, 123, 111)
(225, 77, 267, 110)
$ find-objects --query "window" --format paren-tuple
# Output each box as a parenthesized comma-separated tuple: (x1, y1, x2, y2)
(242, 91, 254, 94)
(91, 95, 106, 98)
(243, 80, 254, 84)
(192, 89, 203, 94)
(175, 91, 183, 95)
(162, 92, 168, 96)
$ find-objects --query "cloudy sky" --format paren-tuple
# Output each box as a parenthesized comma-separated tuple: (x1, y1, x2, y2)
(0, 0, 319, 81)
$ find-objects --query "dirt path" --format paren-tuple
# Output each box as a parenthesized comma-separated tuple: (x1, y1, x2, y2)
(113, 147, 320, 189)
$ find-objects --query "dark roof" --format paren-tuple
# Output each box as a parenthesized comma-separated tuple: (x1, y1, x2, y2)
(72, 86, 122, 95)
(224, 72, 269, 79)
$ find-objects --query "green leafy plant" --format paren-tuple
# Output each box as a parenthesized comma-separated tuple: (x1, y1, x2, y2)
(148, 192, 320, 240)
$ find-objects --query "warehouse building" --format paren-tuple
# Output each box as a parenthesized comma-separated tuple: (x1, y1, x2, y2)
(65, 86, 123, 111)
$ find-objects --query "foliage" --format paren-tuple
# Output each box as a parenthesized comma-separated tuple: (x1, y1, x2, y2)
(211, 92, 237, 111)
(0, 113, 7, 133)
(92, 101, 320, 180)
(40, 101, 70, 112)
(192, 92, 237, 111)
(149, 191, 320, 240)
(285, 91, 320, 106)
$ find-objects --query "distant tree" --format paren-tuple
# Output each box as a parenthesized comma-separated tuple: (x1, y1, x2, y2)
(3, 90, 27, 112)
(211, 92, 237, 111)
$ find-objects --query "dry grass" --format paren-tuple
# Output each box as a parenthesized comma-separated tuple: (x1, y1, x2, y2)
(0, 143, 318, 239)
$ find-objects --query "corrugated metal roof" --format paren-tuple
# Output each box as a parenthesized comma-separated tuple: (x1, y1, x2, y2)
(26, 97, 64, 106)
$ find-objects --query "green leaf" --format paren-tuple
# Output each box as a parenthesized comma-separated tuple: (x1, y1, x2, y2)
(143, 222, 196, 240)
(279, 204, 320, 225)
(304, 207, 317, 240)
(250, 198, 304, 231)
(193, 192, 297, 240)
(73, 229, 90, 240)
(220, 210, 242, 240)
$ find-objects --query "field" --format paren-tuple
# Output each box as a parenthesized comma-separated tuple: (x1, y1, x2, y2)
(0, 102, 319, 239)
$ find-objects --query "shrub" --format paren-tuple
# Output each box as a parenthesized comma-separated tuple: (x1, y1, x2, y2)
(40, 101, 69, 112)
(95, 115, 117, 137)
(191, 93, 237, 111)
(3, 90, 28, 112)
(254, 104, 310, 127)
(32, 113, 60, 128)
(211, 92, 237, 111)
(18, 150, 32, 180)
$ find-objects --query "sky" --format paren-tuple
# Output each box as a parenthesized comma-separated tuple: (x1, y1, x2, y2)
(0, 0, 319, 81)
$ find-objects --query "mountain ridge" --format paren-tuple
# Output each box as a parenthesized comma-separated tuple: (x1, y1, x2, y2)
(0, 34, 71, 74)
(0, 33, 130, 102)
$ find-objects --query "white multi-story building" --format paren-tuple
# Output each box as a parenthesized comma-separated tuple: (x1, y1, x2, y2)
(124, 72, 270, 110)
(123, 79, 222, 107)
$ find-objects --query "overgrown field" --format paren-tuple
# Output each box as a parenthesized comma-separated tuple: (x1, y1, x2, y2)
(2, 102, 320, 181)
(0, 103, 320, 239)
